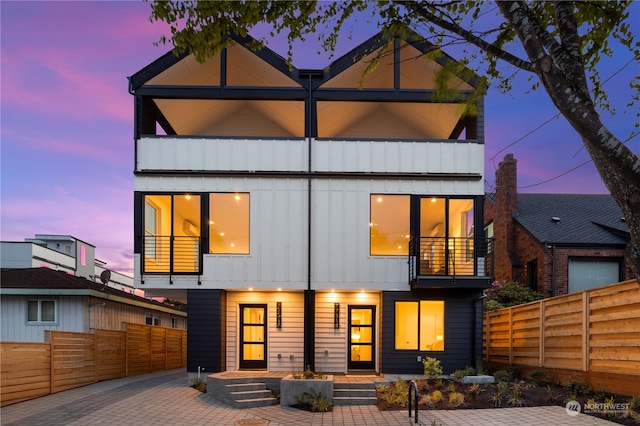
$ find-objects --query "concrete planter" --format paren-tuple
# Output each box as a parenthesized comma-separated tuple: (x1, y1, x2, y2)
(280, 374, 333, 407)
(461, 375, 495, 384)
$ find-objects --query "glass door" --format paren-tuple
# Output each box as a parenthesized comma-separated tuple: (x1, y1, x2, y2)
(239, 304, 267, 369)
(348, 306, 375, 370)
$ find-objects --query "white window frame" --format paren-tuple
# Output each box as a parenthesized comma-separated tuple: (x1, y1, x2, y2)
(27, 299, 58, 324)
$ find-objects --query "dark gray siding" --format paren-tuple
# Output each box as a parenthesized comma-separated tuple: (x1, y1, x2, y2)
(187, 289, 226, 373)
(381, 289, 484, 375)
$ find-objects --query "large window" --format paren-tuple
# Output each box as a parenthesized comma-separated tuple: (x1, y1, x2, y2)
(419, 197, 475, 276)
(370, 195, 410, 255)
(209, 193, 250, 254)
(143, 194, 201, 273)
(395, 301, 444, 351)
(27, 299, 57, 324)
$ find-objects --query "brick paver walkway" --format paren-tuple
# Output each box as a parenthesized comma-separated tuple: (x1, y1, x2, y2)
(0, 369, 617, 425)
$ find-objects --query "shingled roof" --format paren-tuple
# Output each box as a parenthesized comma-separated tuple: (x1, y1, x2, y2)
(514, 193, 629, 245)
(0, 268, 185, 314)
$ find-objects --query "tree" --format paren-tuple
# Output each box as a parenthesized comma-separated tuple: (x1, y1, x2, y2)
(149, 1, 640, 280)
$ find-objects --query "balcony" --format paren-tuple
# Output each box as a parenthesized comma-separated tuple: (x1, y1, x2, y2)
(408, 236, 493, 289)
(143, 236, 201, 274)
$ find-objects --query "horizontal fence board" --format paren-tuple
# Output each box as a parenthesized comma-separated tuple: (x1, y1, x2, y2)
(484, 280, 640, 396)
(1, 324, 186, 406)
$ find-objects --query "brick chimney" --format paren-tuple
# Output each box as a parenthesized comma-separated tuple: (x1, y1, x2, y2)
(492, 154, 518, 280)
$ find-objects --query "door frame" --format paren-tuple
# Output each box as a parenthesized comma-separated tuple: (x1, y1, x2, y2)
(239, 303, 267, 370)
(347, 305, 376, 370)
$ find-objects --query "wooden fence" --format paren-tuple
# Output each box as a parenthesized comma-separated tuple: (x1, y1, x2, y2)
(484, 279, 640, 396)
(0, 323, 186, 407)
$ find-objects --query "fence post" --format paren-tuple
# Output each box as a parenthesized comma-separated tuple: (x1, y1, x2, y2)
(539, 300, 545, 368)
(582, 291, 589, 372)
(508, 307, 514, 365)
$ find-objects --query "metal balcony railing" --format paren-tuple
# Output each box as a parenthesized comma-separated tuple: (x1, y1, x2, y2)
(409, 236, 494, 283)
(143, 236, 200, 274)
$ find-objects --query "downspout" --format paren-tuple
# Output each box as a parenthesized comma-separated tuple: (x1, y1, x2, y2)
(304, 72, 315, 371)
(471, 293, 487, 366)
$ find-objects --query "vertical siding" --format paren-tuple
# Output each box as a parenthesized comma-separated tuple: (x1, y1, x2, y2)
(315, 291, 381, 374)
(226, 291, 304, 372)
(1, 296, 84, 342)
(381, 289, 483, 375)
(187, 289, 225, 373)
(1, 295, 185, 343)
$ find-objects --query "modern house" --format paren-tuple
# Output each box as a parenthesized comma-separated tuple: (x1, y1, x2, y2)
(485, 154, 632, 297)
(128, 30, 492, 378)
(0, 267, 187, 343)
(1, 234, 138, 295)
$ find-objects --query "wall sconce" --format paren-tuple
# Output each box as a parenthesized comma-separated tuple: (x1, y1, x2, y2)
(276, 302, 282, 329)
(334, 303, 340, 329)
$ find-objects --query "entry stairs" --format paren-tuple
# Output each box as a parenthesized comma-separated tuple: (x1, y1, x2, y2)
(207, 372, 386, 408)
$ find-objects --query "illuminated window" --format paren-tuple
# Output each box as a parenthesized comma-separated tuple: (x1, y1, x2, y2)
(370, 195, 410, 255)
(27, 300, 57, 324)
(143, 194, 201, 273)
(209, 193, 250, 254)
(395, 301, 444, 351)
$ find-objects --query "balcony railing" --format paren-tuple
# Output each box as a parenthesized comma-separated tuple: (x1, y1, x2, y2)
(409, 236, 494, 283)
(143, 236, 201, 274)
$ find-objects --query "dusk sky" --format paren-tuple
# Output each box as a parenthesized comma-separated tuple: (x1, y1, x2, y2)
(2, 1, 638, 275)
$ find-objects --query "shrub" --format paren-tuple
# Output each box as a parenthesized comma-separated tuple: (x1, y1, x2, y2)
(483, 280, 543, 311)
(431, 390, 443, 403)
(419, 394, 434, 407)
(529, 369, 549, 385)
(493, 369, 513, 382)
(423, 357, 443, 380)
(566, 376, 587, 396)
(452, 366, 475, 382)
(448, 392, 465, 407)
(467, 383, 482, 400)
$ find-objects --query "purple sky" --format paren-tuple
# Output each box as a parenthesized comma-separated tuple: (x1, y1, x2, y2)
(2, 1, 638, 275)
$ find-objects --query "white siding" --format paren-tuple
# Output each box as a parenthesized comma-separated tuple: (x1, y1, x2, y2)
(315, 291, 381, 374)
(313, 139, 485, 175)
(137, 137, 485, 177)
(0, 296, 84, 342)
(136, 177, 309, 290)
(136, 138, 308, 172)
(226, 291, 304, 372)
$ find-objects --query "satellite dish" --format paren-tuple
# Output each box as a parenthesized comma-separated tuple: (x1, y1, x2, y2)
(100, 270, 111, 285)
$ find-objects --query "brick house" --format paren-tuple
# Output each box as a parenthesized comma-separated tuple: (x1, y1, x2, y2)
(485, 154, 632, 297)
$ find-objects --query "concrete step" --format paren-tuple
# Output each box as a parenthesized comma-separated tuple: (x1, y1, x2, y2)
(233, 397, 278, 409)
(230, 389, 273, 400)
(333, 388, 377, 398)
(333, 396, 378, 406)
(226, 382, 268, 392)
(333, 382, 378, 390)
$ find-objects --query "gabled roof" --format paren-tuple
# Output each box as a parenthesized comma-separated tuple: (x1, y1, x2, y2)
(1, 268, 185, 315)
(514, 194, 629, 245)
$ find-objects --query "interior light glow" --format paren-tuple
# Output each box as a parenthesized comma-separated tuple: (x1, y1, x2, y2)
(376, 197, 383, 203)
(185, 194, 191, 200)
(235, 194, 241, 200)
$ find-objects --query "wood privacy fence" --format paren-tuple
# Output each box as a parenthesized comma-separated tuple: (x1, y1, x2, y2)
(483, 280, 640, 396)
(0, 323, 186, 407)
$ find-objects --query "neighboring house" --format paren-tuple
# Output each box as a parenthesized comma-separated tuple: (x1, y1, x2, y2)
(128, 30, 492, 377)
(1, 234, 139, 295)
(485, 154, 632, 297)
(0, 267, 187, 343)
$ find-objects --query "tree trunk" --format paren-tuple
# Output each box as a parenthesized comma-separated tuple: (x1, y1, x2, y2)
(498, 1, 640, 281)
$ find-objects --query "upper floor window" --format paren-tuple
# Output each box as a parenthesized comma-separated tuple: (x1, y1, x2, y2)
(27, 299, 57, 324)
(143, 194, 201, 273)
(210, 193, 249, 254)
(370, 195, 410, 256)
